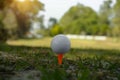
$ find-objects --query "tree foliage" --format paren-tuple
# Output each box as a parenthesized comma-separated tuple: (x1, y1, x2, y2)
(48, 17, 57, 28)
(10, 0, 44, 38)
(98, 0, 112, 36)
(0, 0, 44, 41)
(60, 4, 99, 35)
(0, 0, 13, 10)
(50, 24, 63, 36)
(59, 1, 118, 36)
(112, 0, 120, 37)
(0, 22, 8, 42)
(0, 0, 13, 42)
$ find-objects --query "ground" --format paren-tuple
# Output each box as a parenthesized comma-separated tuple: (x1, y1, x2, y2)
(0, 37, 120, 80)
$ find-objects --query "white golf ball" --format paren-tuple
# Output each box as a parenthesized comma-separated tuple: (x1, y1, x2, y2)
(51, 34, 70, 54)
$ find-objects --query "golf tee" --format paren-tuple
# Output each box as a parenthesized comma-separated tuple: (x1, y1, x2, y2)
(58, 54, 63, 65)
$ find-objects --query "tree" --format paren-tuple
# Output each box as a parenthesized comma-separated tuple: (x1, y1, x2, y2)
(59, 4, 98, 35)
(0, 22, 8, 42)
(3, 9, 18, 39)
(48, 17, 57, 28)
(0, 0, 13, 10)
(0, 0, 44, 40)
(112, 0, 120, 37)
(50, 24, 63, 36)
(10, 0, 44, 38)
(98, 0, 112, 36)
(0, 0, 13, 42)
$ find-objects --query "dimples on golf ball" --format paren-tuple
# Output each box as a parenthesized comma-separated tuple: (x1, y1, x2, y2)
(51, 34, 70, 54)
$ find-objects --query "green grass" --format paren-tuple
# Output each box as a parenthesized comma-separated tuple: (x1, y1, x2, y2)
(0, 38, 120, 80)
(7, 37, 120, 49)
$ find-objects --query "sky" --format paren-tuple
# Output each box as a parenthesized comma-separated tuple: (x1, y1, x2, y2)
(39, 0, 116, 27)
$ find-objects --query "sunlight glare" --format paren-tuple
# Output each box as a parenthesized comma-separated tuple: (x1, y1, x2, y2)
(17, 0, 25, 2)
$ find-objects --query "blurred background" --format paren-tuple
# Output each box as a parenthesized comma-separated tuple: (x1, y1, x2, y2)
(0, 0, 120, 49)
(0, 0, 120, 80)
(0, 0, 119, 41)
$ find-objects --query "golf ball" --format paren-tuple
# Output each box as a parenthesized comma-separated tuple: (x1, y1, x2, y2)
(51, 34, 70, 54)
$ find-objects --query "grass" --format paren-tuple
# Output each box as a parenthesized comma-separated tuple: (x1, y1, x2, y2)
(7, 37, 120, 49)
(0, 37, 120, 80)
